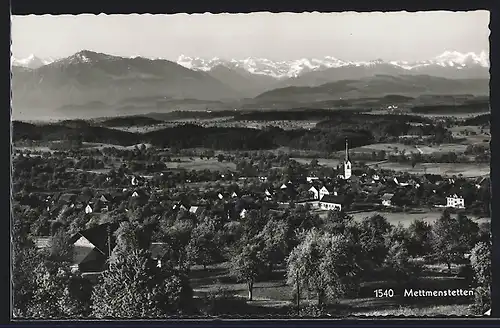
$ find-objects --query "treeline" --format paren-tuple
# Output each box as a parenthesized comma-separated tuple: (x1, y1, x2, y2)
(100, 116, 164, 127)
(13, 114, 452, 153)
(13, 122, 139, 146)
(411, 101, 490, 114)
(462, 114, 490, 126)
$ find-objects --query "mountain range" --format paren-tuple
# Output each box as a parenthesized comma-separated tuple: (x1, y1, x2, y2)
(11, 50, 490, 116)
(177, 50, 489, 79)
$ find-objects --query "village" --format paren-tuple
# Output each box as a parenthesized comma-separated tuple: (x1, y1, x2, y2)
(11, 137, 490, 282)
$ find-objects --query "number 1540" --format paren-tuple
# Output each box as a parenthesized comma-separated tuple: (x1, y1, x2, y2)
(374, 289, 394, 298)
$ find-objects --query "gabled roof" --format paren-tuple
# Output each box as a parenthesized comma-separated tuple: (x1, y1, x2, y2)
(189, 205, 206, 215)
(320, 195, 345, 204)
(69, 222, 119, 257)
(73, 235, 99, 264)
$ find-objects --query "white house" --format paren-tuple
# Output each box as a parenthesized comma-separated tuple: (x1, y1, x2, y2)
(446, 194, 465, 209)
(240, 209, 247, 219)
(85, 204, 93, 214)
(319, 195, 343, 211)
(280, 183, 288, 190)
(232, 192, 238, 198)
(381, 193, 394, 207)
(309, 186, 320, 200)
(218, 193, 224, 200)
(319, 186, 337, 200)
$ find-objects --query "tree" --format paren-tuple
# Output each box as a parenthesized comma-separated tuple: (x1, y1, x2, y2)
(384, 241, 421, 283)
(229, 239, 267, 301)
(407, 219, 433, 257)
(359, 215, 392, 269)
(286, 229, 359, 307)
(432, 210, 461, 272)
(92, 249, 192, 318)
(470, 240, 492, 314)
(256, 218, 290, 274)
(456, 212, 479, 252)
(186, 219, 222, 269)
(27, 262, 92, 318)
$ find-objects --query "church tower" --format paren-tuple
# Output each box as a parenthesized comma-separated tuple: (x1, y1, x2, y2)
(343, 138, 352, 179)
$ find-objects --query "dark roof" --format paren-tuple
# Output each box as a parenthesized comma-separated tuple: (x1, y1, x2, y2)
(77, 194, 92, 204)
(69, 222, 119, 257)
(59, 193, 77, 203)
(320, 195, 345, 204)
(395, 176, 410, 183)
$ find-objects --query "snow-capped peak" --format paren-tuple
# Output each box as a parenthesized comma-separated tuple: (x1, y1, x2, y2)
(433, 50, 489, 68)
(11, 54, 56, 69)
(176, 55, 351, 79)
(176, 50, 489, 79)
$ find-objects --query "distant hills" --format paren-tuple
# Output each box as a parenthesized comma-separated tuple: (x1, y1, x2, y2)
(256, 75, 489, 102)
(11, 50, 490, 119)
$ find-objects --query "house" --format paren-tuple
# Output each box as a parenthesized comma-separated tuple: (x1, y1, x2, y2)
(393, 176, 411, 187)
(381, 193, 394, 207)
(446, 194, 465, 209)
(309, 186, 320, 200)
(231, 192, 239, 198)
(240, 208, 247, 219)
(99, 194, 110, 203)
(319, 186, 337, 200)
(85, 204, 93, 214)
(68, 223, 118, 273)
(295, 200, 320, 209)
(173, 201, 189, 211)
(218, 193, 224, 200)
(319, 195, 344, 211)
(189, 205, 206, 216)
(259, 176, 268, 182)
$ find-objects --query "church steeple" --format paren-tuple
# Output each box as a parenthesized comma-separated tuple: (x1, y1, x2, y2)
(343, 138, 352, 180)
(345, 138, 350, 163)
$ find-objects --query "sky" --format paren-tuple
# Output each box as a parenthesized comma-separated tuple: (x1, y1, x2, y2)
(11, 11, 490, 62)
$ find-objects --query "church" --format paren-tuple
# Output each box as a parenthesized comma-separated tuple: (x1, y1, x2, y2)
(337, 139, 352, 180)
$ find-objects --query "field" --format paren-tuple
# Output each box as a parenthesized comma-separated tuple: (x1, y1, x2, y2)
(166, 157, 237, 171)
(449, 125, 491, 145)
(350, 143, 469, 155)
(189, 261, 477, 317)
(345, 210, 490, 228)
(376, 162, 489, 178)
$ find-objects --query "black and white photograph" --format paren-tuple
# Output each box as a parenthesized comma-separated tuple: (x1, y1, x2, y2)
(10, 10, 491, 319)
